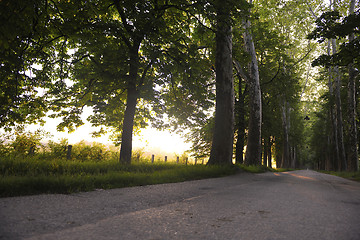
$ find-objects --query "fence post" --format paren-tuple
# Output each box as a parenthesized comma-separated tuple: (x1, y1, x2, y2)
(97, 149, 103, 161)
(28, 145, 35, 156)
(67, 145, 72, 160)
(165, 156, 167, 163)
(195, 158, 197, 165)
(177, 156, 179, 164)
(151, 154, 154, 163)
(186, 157, 188, 165)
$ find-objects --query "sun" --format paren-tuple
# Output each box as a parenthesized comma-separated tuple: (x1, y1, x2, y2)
(133, 128, 191, 155)
(24, 107, 191, 157)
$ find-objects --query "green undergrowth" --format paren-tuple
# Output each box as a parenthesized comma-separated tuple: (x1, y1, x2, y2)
(238, 164, 270, 173)
(319, 170, 360, 182)
(237, 164, 293, 173)
(0, 156, 237, 197)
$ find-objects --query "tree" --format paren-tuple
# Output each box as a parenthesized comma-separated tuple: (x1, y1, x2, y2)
(43, 0, 213, 164)
(207, 0, 235, 165)
(242, 0, 262, 166)
(0, 0, 58, 129)
(308, 2, 360, 171)
(346, 0, 358, 171)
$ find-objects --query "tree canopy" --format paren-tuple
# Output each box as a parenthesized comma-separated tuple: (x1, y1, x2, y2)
(1, 0, 359, 171)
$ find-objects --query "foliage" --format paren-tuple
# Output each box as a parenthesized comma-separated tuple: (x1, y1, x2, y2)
(1, 0, 355, 170)
(0, 127, 51, 156)
(307, 4, 360, 171)
(308, 10, 360, 67)
(47, 138, 69, 159)
(187, 115, 214, 160)
(0, 0, 68, 129)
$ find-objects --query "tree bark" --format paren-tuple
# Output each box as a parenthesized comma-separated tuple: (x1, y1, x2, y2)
(235, 73, 245, 164)
(207, 0, 234, 165)
(332, 39, 347, 171)
(119, 45, 140, 164)
(263, 138, 268, 167)
(267, 136, 272, 168)
(327, 40, 339, 171)
(243, 5, 262, 166)
(281, 100, 290, 168)
(329, 0, 347, 171)
(346, 0, 359, 171)
(119, 87, 138, 164)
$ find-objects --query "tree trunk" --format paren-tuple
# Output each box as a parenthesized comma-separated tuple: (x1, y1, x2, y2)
(275, 137, 281, 168)
(329, 0, 347, 171)
(346, 0, 359, 171)
(267, 136, 272, 168)
(281, 100, 290, 168)
(326, 135, 333, 171)
(235, 74, 245, 164)
(119, 87, 138, 164)
(291, 146, 296, 169)
(207, 0, 234, 165)
(263, 138, 268, 167)
(332, 39, 347, 171)
(119, 45, 140, 164)
(327, 40, 339, 171)
(243, 4, 262, 166)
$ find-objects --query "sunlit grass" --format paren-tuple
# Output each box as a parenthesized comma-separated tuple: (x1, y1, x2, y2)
(0, 155, 237, 197)
(319, 170, 360, 182)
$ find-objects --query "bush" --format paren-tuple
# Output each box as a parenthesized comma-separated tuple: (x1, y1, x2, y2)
(48, 138, 69, 159)
(1, 127, 50, 156)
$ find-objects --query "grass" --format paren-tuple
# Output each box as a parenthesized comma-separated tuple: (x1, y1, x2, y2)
(1, 154, 300, 197)
(319, 170, 360, 182)
(0, 155, 238, 197)
(237, 164, 294, 173)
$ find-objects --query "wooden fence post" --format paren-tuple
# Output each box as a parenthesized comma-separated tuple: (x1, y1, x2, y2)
(28, 145, 35, 156)
(177, 156, 179, 164)
(165, 156, 167, 163)
(151, 154, 154, 163)
(67, 145, 72, 160)
(186, 157, 188, 165)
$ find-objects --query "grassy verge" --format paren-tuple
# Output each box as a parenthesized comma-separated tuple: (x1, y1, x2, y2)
(237, 164, 294, 173)
(319, 170, 360, 182)
(0, 156, 238, 197)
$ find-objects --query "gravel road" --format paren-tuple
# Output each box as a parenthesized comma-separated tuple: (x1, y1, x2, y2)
(1, 170, 360, 240)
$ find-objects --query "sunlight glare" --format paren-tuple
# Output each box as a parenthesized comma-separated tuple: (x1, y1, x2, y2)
(24, 107, 191, 156)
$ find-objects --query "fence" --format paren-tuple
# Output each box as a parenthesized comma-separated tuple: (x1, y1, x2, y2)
(64, 145, 200, 164)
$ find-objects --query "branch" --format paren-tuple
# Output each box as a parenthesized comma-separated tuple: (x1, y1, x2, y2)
(185, 11, 215, 33)
(138, 60, 153, 88)
(113, 0, 134, 37)
(233, 60, 250, 83)
(307, 4, 318, 19)
(158, 3, 216, 33)
(300, 62, 312, 101)
(289, 45, 314, 69)
(261, 59, 281, 86)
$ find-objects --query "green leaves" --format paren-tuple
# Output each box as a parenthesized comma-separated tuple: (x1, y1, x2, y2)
(308, 10, 360, 67)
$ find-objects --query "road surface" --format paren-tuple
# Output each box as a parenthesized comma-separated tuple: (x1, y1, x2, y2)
(1, 170, 360, 240)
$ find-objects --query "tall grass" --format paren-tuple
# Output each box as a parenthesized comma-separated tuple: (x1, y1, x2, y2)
(0, 154, 237, 197)
(319, 170, 360, 182)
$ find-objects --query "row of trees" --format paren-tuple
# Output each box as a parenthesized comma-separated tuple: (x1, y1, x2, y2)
(308, 0, 359, 171)
(1, 0, 359, 170)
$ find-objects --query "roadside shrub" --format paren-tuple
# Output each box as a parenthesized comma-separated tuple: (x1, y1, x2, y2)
(71, 141, 111, 162)
(0, 138, 11, 156)
(48, 138, 69, 159)
(1, 127, 50, 156)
